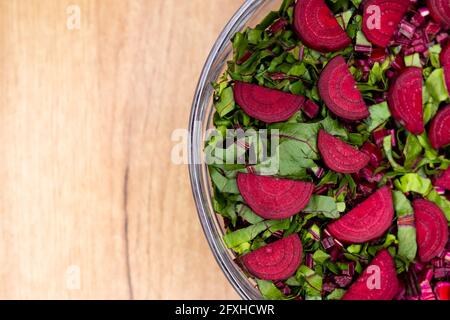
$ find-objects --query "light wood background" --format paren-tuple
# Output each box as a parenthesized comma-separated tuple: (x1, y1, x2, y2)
(0, 0, 242, 300)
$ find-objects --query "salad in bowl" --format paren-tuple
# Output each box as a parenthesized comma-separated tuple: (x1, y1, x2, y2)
(203, 0, 450, 300)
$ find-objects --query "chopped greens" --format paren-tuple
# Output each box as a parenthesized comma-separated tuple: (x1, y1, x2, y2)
(205, 0, 450, 301)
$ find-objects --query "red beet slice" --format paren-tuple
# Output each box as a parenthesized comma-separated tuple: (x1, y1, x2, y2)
(343, 250, 399, 300)
(237, 173, 314, 220)
(434, 168, 450, 191)
(241, 234, 303, 281)
(327, 186, 394, 243)
(318, 130, 370, 174)
(233, 81, 305, 123)
(293, 0, 351, 52)
(440, 43, 450, 67)
(414, 199, 448, 262)
(441, 44, 450, 93)
(318, 56, 369, 121)
(428, 0, 450, 27)
(303, 99, 320, 119)
(362, 0, 410, 48)
(387, 67, 424, 134)
(429, 105, 450, 149)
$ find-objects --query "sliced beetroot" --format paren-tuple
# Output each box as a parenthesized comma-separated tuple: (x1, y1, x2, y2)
(233, 81, 305, 123)
(440, 43, 450, 66)
(293, 0, 351, 52)
(414, 199, 448, 262)
(242, 234, 302, 281)
(343, 250, 399, 300)
(318, 56, 369, 121)
(387, 67, 424, 134)
(440, 43, 450, 90)
(327, 186, 394, 243)
(428, 0, 450, 27)
(362, 0, 410, 47)
(318, 130, 370, 174)
(434, 168, 450, 191)
(429, 105, 450, 149)
(303, 99, 320, 119)
(237, 173, 314, 220)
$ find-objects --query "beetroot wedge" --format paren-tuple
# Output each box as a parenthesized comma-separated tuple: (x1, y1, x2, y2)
(387, 67, 424, 134)
(318, 130, 370, 174)
(429, 105, 450, 149)
(233, 81, 305, 123)
(362, 0, 410, 47)
(428, 0, 450, 27)
(241, 234, 303, 281)
(327, 186, 394, 243)
(434, 168, 450, 191)
(293, 0, 351, 52)
(441, 43, 450, 67)
(414, 199, 448, 262)
(303, 99, 320, 119)
(237, 173, 314, 220)
(343, 250, 399, 300)
(318, 56, 369, 121)
(441, 44, 450, 91)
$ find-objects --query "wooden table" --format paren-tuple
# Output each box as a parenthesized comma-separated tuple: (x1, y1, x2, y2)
(0, 0, 241, 300)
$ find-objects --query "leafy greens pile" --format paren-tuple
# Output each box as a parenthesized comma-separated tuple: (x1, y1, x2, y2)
(206, 0, 450, 300)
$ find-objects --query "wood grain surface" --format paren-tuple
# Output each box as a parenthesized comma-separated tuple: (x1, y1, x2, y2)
(0, 0, 242, 300)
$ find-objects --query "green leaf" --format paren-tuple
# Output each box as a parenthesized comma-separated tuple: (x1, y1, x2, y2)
(394, 173, 432, 195)
(247, 29, 263, 45)
(417, 133, 439, 161)
(313, 249, 331, 264)
(426, 68, 449, 103)
(429, 44, 442, 68)
(368, 62, 384, 86)
(262, 122, 321, 177)
(383, 136, 405, 172)
(302, 195, 341, 219)
(392, 190, 413, 216)
(320, 116, 349, 138)
(403, 134, 423, 169)
(404, 53, 421, 68)
(277, 141, 316, 176)
(296, 265, 322, 299)
(256, 280, 287, 300)
(394, 173, 450, 220)
(275, 122, 321, 159)
(427, 189, 450, 221)
(236, 204, 264, 224)
(397, 226, 417, 262)
(356, 31, 371, 47)
(209, 167, 239, 194)
(364, 102, 391, 132)
(285, 276, 301, 287)
(214, 86, 235, 117)
(346, 244, 361, 254)
(327, 289, 346, 300)
(392, 191, 417, 262)
(424, 99, 439, 125)
(232, 32, 248, 62)
(224, 219, 288, 248)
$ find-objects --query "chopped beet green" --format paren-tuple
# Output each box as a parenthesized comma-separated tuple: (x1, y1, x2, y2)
(206, 0, 450, 300)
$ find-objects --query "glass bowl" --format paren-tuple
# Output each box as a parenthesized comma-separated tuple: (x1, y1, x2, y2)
(188, 0, 283, 300)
